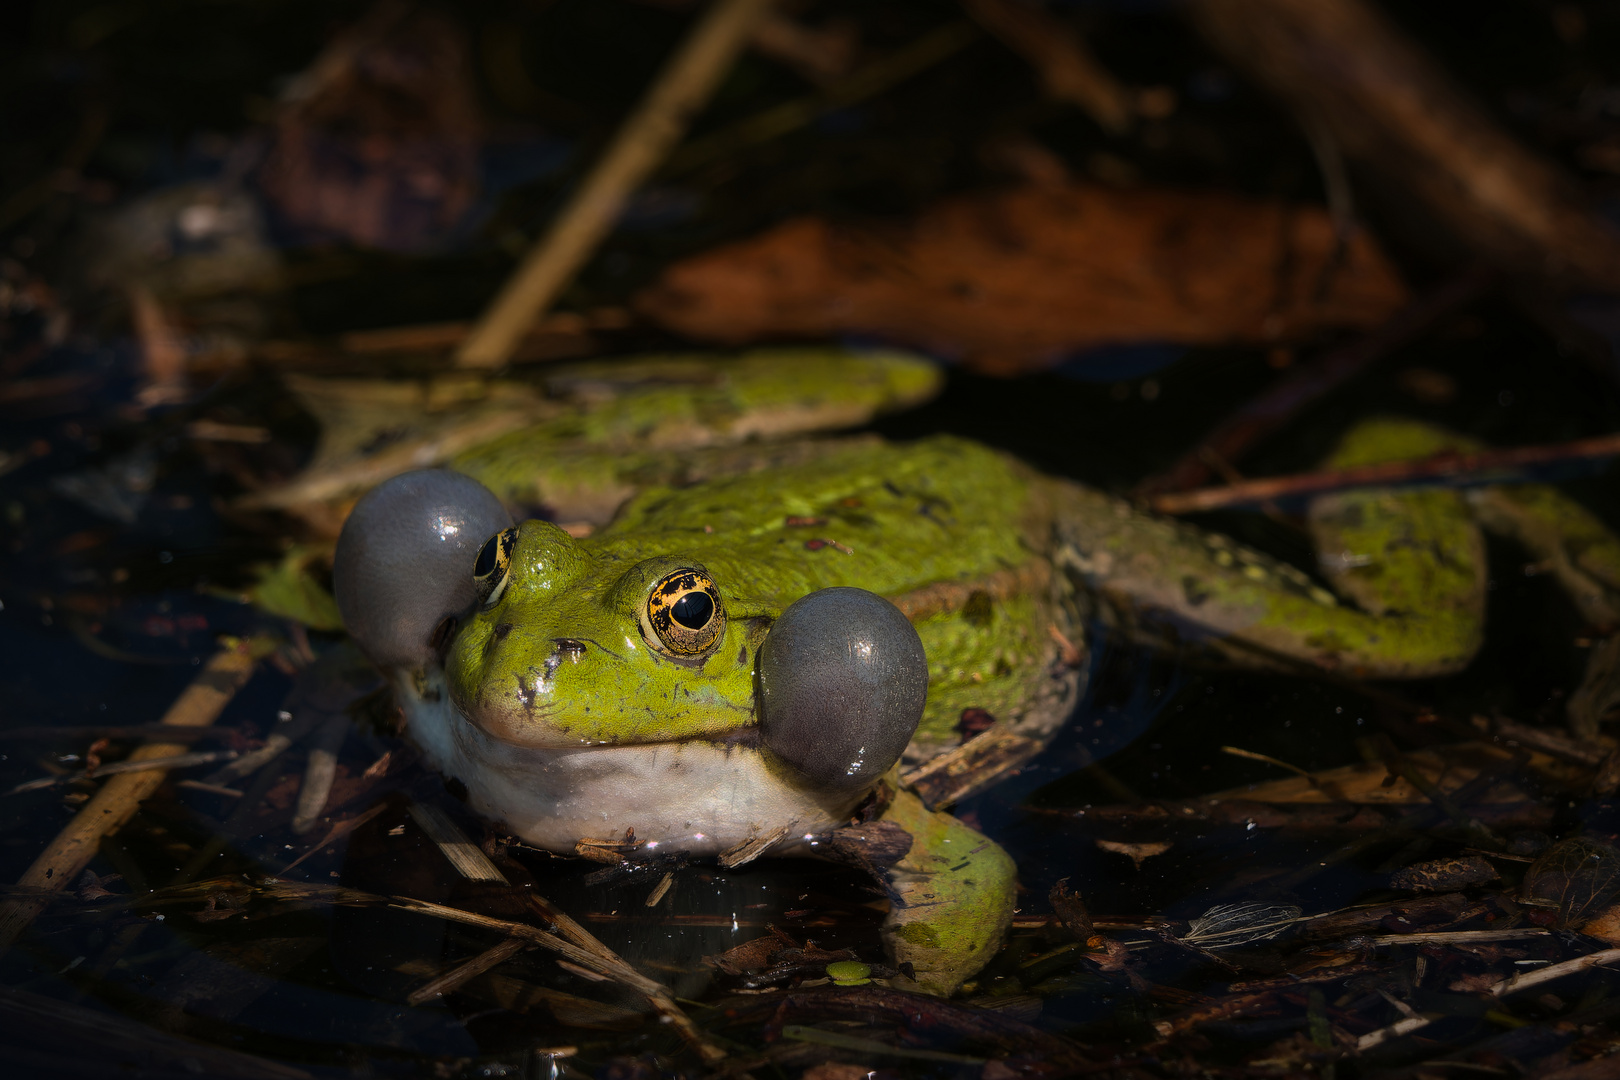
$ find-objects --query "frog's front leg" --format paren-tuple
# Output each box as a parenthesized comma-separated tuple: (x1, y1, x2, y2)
(867, 782, 1016, 997)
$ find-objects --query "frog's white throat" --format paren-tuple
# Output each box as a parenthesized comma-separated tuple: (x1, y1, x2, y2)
(391, 667, 860, 860)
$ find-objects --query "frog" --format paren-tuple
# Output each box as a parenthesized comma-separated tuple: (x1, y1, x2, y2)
(319, 347, 1620, 996)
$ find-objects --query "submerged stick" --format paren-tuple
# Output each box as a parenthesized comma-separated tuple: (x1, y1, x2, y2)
(1150, 431, 1620, 515)
(406, 801, 509, 884)
(1491, 947, 1620, 997)
(392, 896, 726, 1063)
(455, 0, 774, 368)
(0, 724, 231, 742)
(407, 936, 529, 1006)
(0, 638, 267, 952)
(962, 0, 1131, 132)
(1357, 945, 1620, 1049)
(6, 750, 239, 795)
(664, 20, 976, 177)
(290, 714, 348, 835)
(1187, 0, 1620, 292)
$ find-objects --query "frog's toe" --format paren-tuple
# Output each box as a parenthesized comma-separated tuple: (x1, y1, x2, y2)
(333, 469, 511, 669)
(757, 587, 928, 790)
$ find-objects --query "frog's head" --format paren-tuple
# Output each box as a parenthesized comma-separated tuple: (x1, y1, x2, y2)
(334, 470, 927, 794)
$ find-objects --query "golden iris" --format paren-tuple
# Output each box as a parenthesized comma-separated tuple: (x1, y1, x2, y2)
(644, 569, 724, 656)
(473, 527, 518, 607)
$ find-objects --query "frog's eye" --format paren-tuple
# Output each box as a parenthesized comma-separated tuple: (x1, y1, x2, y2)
(473, 527, 518, 608)
(757, 587, 927, 791)
(644, 569, 725, 657)
(333, 470, 511, 669)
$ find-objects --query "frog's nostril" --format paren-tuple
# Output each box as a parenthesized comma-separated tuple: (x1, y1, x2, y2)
(756, 587, 927, 791)
(492, 623, 514, 641)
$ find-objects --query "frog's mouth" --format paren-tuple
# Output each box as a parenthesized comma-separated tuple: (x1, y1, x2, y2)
(457, 588, 931, 794)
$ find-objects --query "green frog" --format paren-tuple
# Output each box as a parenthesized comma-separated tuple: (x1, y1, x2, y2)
(316, 348, 1620, 995)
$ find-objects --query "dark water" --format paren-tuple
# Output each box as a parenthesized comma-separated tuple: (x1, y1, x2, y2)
(7, 1, 1620, 1077)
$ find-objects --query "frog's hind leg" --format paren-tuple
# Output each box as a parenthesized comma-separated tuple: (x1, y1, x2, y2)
(1464, 475, 1620, 738)
(1049, 418, 1488, 678)
(1466, 485, 1620, 632)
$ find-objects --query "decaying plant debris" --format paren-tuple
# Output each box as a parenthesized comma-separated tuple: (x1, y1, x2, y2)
(16, 694, 1620, 1077)
(636, 182, 1410, 375)
(10, 0, 1620, 1077)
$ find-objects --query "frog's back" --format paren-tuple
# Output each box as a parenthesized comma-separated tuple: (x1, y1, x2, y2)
(589, 436, 1084, 762)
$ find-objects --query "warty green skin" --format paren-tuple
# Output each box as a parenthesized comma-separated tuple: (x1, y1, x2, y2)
(360, 355, 1620, 996)
(406, 435, 1061, 995)
(435, 436, 1068, 836)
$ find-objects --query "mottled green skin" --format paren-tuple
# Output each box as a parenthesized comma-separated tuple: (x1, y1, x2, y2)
(449, 437, 1050, 756)
(449, 349, 943, 527)
(444, 435, 1049, 995)
(341, 349, 1620, 998)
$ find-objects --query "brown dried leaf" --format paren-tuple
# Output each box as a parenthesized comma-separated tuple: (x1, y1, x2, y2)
(1049, 878, 1093, 939)
(636, 183, 1407, 375)
(1522, 837, 1620, 928)
(825, 819, 913, 871)
(1389, 855, 1500, 892)
(1581, 903, 1620, 945)
(1183, 902, 1304, 949)
(1087, 935, 1133, 973)
(708, 927, 797, 976)
(1095, 839, 1171, 869)
(75, 870, 122, 902)
(258, 4, 481, 252)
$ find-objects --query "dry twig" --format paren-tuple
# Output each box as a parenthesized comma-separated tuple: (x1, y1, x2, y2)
(391, 896, 725, 1063)
(1187, 0, 1620, 292)
(6, 750, 239, 795)
(1137, 268, 1489, 497)
(1357, 946, 1620, 1049)
(406, 936, 529, 1006)
(962, 0, 1132, 132)
(455, 0, 775, 368)
(1150, 432, 1620, 516)
(0, 637, 269, 951)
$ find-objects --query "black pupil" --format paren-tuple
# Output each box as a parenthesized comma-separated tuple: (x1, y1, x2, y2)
(474, 533, 500, 578)
(671, 590, 714, 630)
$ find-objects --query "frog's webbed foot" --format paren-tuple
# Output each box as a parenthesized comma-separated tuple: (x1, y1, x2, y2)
(1475, 480, 1620, 738)
(1467, 483, 1620, 631)
(1301, 418, 1489, 677)
(867, 784, 1016, 997)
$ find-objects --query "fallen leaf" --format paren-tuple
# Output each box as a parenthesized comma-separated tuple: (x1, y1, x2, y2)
(802, 1066, 873, 1080)
(1184, 902, 1303, 949)
(637, 182, 1408, 374)
(707, 928, 796, 976)
(1521, 836, 1620, 928)
(1447, 972, 1502, 993)
(1095, 838, 1171, 869)
(257, 4, 481, 251)
(1049, 878, 1093, 938)
(1390, 855, 1500, 892)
